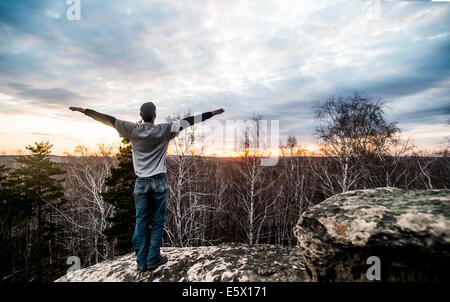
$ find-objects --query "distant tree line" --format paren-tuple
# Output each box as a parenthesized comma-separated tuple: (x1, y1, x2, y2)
(0, 93, 449, 281)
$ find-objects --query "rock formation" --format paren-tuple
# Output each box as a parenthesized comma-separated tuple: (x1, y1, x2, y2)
(55, 243, 310, 282)
(293, 187, 450, 281)
(56, 187, 449, 282)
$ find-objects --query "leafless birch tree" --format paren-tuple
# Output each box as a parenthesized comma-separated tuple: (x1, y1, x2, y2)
(57, 144, 116, 265)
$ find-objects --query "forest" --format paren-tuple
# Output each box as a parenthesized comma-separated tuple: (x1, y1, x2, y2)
(1, 94, 449, 282)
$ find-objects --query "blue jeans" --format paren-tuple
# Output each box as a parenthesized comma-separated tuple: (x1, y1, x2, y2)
(132, 173, 168, 268)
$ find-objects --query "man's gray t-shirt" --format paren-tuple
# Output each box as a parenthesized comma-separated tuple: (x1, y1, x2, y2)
(114, 120, 179, 177)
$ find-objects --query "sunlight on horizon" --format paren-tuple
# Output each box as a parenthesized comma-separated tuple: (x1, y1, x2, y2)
(0, 1, 448, 155)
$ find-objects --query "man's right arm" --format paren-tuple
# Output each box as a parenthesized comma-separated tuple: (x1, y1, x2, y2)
(167, 108, 224, 139)
(176, 108, 225, 132)
(177, 112, 213, 131)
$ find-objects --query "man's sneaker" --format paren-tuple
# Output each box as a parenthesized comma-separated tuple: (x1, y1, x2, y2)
(147, 255, 168, 271)
(136, 263, 147, 272)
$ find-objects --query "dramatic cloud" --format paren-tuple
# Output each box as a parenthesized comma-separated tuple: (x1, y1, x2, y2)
(8, 82, 87, 105)
(0, 0, 449, 154)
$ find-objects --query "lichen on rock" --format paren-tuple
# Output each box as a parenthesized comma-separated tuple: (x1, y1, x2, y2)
(55, 243, 310, 282)
(293, 187, 450, 282)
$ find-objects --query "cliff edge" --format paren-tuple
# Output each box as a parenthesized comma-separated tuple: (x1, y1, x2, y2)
(55, 243, 310, 282)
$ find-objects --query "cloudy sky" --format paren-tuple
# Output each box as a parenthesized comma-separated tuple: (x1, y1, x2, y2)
(0, 0, 449, 155)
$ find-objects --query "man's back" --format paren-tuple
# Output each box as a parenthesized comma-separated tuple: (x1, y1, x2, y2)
(115, 120, 176, 178)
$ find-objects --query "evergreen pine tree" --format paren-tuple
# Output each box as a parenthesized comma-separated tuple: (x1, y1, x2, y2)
(0, 165, 12, 229)
(10, 141, 66, 281)
(0, 164, 14, 280)
(102, 139, 136, 254)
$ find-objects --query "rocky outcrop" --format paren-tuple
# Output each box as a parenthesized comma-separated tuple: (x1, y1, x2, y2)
(293, 187, 450, 282)
(55, 243, 310, 282)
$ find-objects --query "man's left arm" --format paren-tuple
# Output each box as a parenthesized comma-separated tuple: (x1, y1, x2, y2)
(69, 106, 135, 139)
(69, 107, 116, 128)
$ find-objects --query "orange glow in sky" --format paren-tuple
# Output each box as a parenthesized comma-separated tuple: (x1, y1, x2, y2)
(0, 1, 449, 155)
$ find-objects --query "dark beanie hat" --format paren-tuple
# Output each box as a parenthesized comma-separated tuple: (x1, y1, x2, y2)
(140, 102, 156, 121)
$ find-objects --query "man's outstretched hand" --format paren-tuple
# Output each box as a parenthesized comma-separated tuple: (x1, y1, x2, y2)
(69, 107, 86, 113)
(212, 108, 225, 116)
(70, 106, 222, 116)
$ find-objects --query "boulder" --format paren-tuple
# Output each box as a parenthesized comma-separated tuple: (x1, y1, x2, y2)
(55, 243, 310, 282)
(293, 187, 450, 282)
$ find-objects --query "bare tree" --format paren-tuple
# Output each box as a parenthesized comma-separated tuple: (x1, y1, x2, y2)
(314, 92, 399, 193)
(232, 115, 282, 244)
(376, 138, 414, 188)
(165, 113, 216, 247)
(57, 144, 116, 265)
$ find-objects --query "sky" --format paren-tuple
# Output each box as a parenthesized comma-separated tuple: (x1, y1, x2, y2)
(0, 0, 449, 155)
